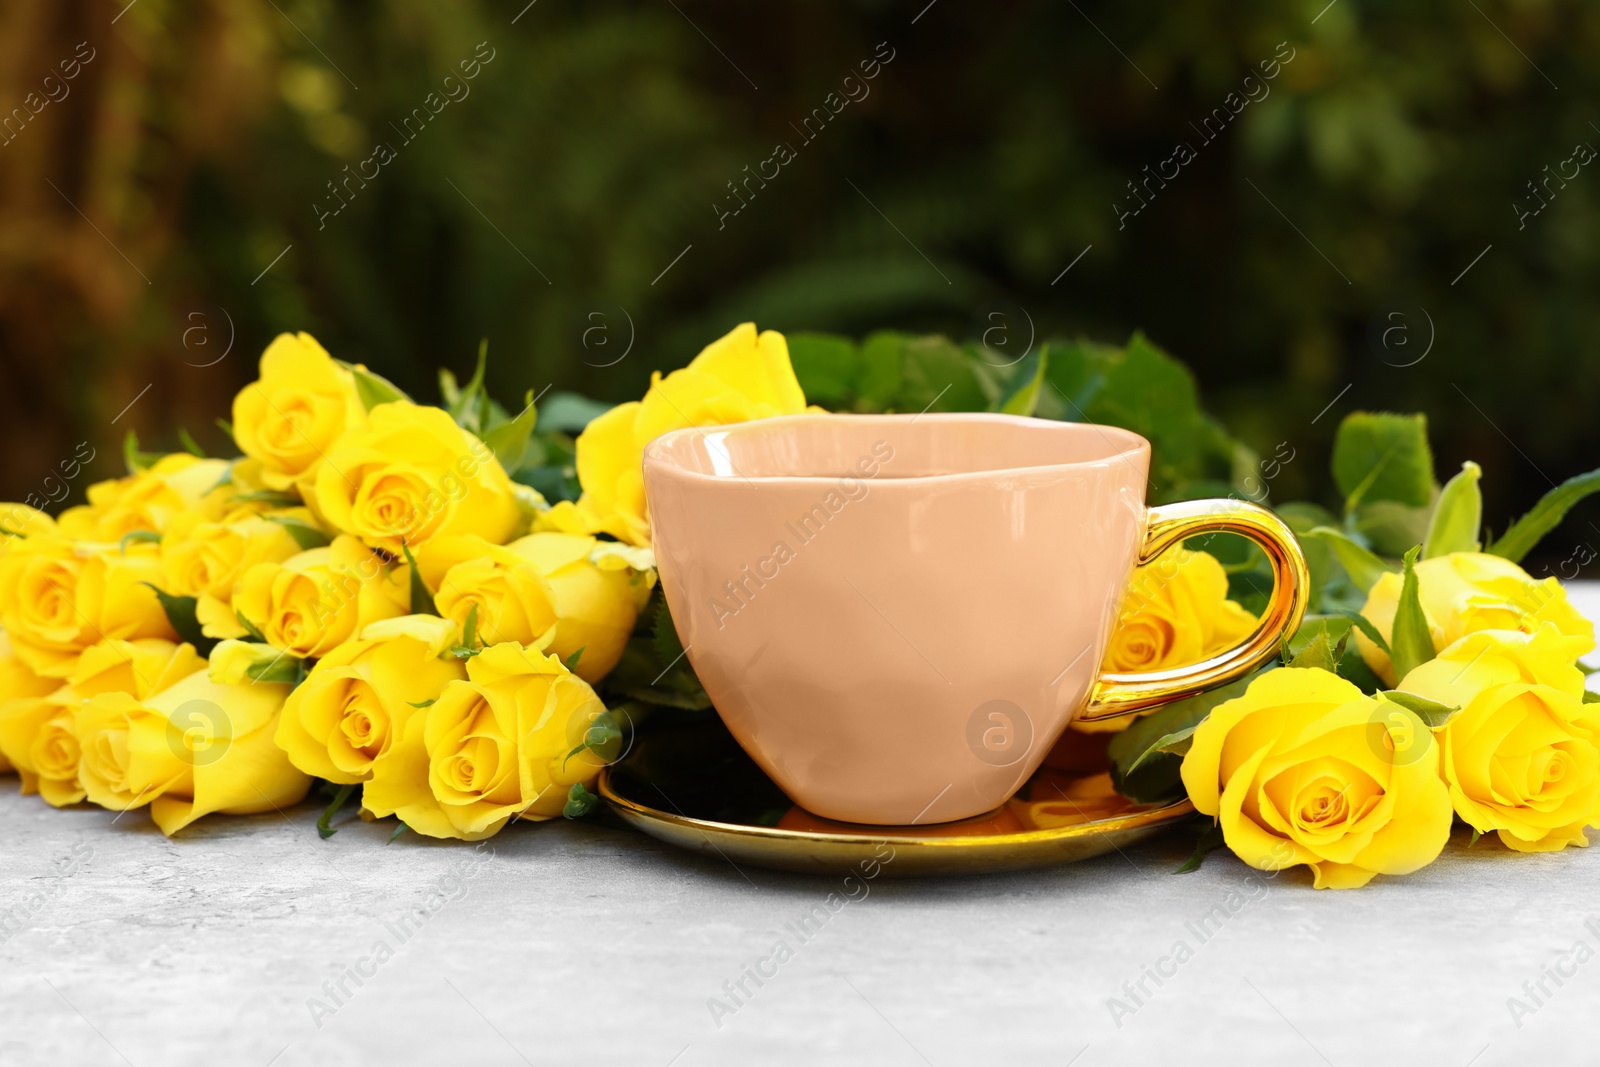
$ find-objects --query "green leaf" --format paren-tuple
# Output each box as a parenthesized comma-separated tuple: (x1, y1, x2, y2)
(1107, 670, 1265, 802)
(992, 345, 1048, 416)
(247, 649, 305, 685)
(398, 541, 438, 616)
(177, 427, 206, 457)
(1124, 724, 1198, 776)
(855, 332, 906, 410)
(563, 781, 600, 819)
(1390, 546, 1436, 681)
(343, 362, 412, 411)
(788, 332, 858, 404)
(1422, 461, 1483, 558)
(1487, 467, 1600, 563)
(1351, 500, 1435, 559)
(536, 392, 613, 434)
(216, 417, 236, 442)
(141, 584, 219, 657)
(1341, 610, 1392, 657)
(1583, 691, 1600, 704)
(266, 515, 332, 550)
(481, 391, 538, 472)
(1379, 690, 1460, 729)
(387, 822, 410, 844)
(1304, 527, 1395, 593)
(1332, 412, 1435, 510)
(653, 596, 685, 670)
(563, 646, 586, 672)
(1174, 820, 1226, 875)
(897, 335, 988, 414)
(317, 783, 356, 840)
(118, 530, 162, 553)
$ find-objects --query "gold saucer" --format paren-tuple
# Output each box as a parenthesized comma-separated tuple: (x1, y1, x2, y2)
(598, 714, 1193, 877)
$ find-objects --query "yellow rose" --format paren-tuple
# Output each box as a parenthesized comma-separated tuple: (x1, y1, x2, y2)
(1180, 668, 1454, 889)
(551, 322, 808, 546)
(232, 332, 367, 493)
(207, 535, 409, 657)
(57, 453, 231, 541)
(0, 634, 77, 802)
(0, 538, 177, 677)
(417, 532, 652, 683)
(1357, 552, 1595, 686)
(275, 614, 466, 784)
(363, 642, 609, 840)
(1398, 626, 1600, 852)
(1073, 547, 1258, 734)
(0, 502, 59, 543)
(74, 667, 309, 835)
(56, 638, 207, 704)
(311, 401, 520, 556)
(162, 512, 302, 606)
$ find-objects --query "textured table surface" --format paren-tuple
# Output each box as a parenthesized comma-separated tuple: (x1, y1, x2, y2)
(5, 586, 1600, 1067)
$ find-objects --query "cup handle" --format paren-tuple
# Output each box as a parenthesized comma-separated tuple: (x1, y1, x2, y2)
(1076, 498, 1311, 723)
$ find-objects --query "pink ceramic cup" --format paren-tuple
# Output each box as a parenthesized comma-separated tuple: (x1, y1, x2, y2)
(642, 413, 1308, 825)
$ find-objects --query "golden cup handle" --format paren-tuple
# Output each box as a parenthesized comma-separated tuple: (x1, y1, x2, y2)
(1077, 498, 1311, 722)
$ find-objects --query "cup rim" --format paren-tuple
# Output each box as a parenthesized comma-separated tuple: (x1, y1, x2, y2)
(641, 411, 1150, 488)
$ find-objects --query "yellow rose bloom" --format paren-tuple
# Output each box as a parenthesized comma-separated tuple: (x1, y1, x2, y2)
(552, 322, 808, 546)
(208, 535, 409, 657)
(0, 538, 177, 677)
(74, 667, 310, 835)
(275, 614, 466, 784)
(162, 512, 303, 600)
(57, 453, 231, 541)
(57, 638, 207, 704)
(1073, 547, 1258, 734)
(1398, 626, 1600, 852)
(363, 642, 609, 840)
(232, 332, 367, 493)
(0, 634, 75, 800)
(1357, 552, 1595, 686)
(0, 502, 60, 543)
(311, 401, 520, 556)
(417, 532, 652, 683)
(1180, 668, 1454, 889)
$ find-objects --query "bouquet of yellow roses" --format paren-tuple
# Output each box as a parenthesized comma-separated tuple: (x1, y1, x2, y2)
(2, 316, 1597, 891)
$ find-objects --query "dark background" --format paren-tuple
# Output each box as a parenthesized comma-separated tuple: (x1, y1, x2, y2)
(2, 0, 1597, 569)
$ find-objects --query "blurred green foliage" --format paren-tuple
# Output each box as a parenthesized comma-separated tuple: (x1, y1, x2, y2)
(5, 0, 1600, 572)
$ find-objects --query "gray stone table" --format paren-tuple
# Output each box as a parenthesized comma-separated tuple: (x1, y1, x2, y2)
(5, 587, 1600, 1067)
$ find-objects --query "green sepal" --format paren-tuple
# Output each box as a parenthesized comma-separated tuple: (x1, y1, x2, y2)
(1422, 461, 1482, 558)
(267, 515, 333, 550)
(563, 781, 600, 819)
(338, 360, 412, 411)
(119, 530, 162, 553)
(1389, 545, 1436, 681)
(1378, 690, 1460, 729)
(398, 541, 438, 617)
(481, 390, 537, 472)
(1173, 820, 1226, 875)
(235, 610, 270, 644)
(141, 584, 219, 658)
(317, 783, 357, 840)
